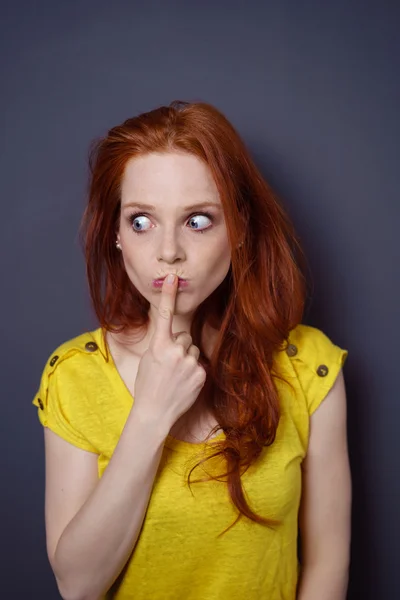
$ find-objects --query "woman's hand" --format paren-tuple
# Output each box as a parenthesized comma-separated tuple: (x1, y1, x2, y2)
(133, 273, 207, 429)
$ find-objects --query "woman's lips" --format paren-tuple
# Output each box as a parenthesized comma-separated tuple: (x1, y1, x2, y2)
(152, 277, 189, 289)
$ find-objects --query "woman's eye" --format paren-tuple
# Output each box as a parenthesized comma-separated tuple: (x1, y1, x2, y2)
(130, 215, 151, 233)
(188, 214, 212, 231)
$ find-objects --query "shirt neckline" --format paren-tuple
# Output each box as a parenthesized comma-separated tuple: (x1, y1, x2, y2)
(91, 327, 226, 453)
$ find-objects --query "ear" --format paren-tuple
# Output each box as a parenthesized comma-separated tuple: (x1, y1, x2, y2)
(115, 223, 121, 243)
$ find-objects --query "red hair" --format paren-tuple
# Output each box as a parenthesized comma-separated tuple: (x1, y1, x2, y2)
(80, 100, 309, 536)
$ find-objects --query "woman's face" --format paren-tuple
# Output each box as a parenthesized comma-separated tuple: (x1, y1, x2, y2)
(118, 151, 232, 326)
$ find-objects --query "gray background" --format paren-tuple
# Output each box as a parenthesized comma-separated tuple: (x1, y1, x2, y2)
(1, 1, 398, 598)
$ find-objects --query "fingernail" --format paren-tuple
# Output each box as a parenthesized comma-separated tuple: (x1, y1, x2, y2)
(166, 273, 175, 284)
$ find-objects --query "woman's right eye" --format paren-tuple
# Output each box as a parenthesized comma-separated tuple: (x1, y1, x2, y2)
(128, 213, 152, 234)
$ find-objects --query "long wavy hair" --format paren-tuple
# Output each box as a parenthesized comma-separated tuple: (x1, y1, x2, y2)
(80, 100, 309, 536)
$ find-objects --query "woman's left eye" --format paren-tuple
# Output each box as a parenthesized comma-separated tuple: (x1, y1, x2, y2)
(187, 213, 213, 232)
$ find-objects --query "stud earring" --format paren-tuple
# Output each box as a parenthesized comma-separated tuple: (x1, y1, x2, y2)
(116, 240, 122, 250)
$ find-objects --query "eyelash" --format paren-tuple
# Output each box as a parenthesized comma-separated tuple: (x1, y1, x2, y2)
(127, 212, 214, 235)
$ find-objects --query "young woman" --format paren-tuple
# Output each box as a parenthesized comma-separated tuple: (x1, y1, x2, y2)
(32, 100, 351, 600)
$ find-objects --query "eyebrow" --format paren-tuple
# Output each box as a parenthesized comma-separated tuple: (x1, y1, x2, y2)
(122, 201, 222, 212)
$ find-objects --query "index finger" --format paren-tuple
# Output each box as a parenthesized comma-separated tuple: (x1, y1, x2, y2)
(152, 273, 178, 343)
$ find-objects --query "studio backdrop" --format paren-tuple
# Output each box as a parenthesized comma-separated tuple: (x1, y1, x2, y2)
(1, 1, 398, 598)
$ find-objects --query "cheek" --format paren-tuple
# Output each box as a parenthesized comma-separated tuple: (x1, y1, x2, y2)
(120, 251, 146, 284)
(209, 236, 231, 262)
(204, 243, 232, 278)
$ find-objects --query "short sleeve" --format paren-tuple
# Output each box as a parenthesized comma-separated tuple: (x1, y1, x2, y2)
(32, 355, 98, 453)
(287, 324, 348, 415)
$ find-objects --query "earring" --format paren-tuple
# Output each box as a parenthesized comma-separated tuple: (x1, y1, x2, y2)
(116, 240, 122, 250)
(237, 241, 244, 249)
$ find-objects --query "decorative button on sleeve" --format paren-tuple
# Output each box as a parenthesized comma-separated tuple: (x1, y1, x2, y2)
(286, 344, 298, 357)
(85, 341, 98, 352)
(316, 365, 329, 377)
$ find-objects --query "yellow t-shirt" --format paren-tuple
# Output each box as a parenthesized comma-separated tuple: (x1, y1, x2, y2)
(32, 323, 348, 600)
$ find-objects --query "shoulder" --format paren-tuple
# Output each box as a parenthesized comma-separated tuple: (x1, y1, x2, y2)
(33, 327, 107, 410)
(39, 328, 107, 380)
(46, 328, 105, 367)
(32, 328, 108, 452)
(281, 323, 349, 415)
(288, 323, 343, 359)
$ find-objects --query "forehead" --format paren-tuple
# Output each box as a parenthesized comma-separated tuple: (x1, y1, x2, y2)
(121, 152, 220, 203)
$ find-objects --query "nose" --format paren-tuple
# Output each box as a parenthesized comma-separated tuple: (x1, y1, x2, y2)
(157, 234, 184, 263)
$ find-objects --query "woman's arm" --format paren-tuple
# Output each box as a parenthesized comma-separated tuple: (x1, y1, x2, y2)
(45, 407, 169, 600)
(297, 369, 352, 600)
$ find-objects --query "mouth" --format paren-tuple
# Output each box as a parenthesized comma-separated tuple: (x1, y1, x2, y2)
(152, 276, 189, 289)
(153, 275, 187, 282)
